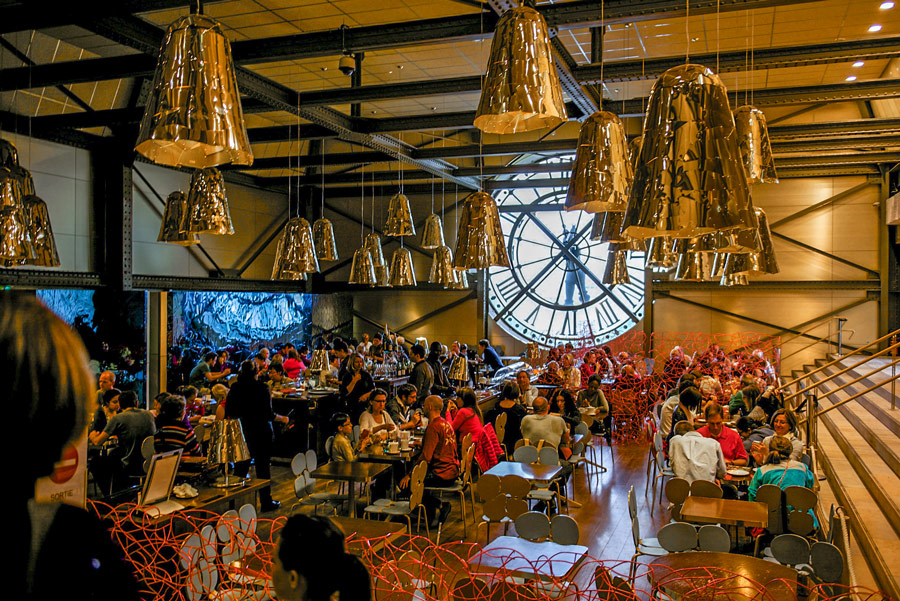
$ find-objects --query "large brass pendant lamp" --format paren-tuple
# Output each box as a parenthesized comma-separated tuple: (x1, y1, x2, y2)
(388, 247, 417, 287)
(384, 192, 415, 237)
(364, 233, 390, 286)
(135, 13, 253, 169)
(183, 168, 234, 235)
(22, 194, 60, 267)
(622, 64, 754, 241)
(421, 213, 445, 249)
(734, 105, 778, 185)
(453, 191, 510, 270)
(348, 248, 377, 286)
(602, 244, 631, 286)
(565, 111, 632, 213)
(158, 190, 199, 246)
(271, 217, 318, 280)
(0, 168, 32, 264)
(474, 5, 567, 134)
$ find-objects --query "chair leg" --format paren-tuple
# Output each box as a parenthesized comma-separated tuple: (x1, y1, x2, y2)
(459, 491, 467, 539)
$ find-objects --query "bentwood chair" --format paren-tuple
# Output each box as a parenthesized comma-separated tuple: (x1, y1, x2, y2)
(689, 479, 723, 499)
(365, 461, 429, 538)
(427, 442, 477, 542)
(664, 477, 690, 522)
(656, 521, 698, 553)
(550, 514, 580, 545)
(698, 524, 732, 552)
(514, 511, 551, 541)
(785, 485, 818, 536)
(627, 486, 668, 582)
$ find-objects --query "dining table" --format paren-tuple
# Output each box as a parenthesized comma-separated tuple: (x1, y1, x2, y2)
(680, 497, 768, 529)
(470, 536, 589, 581)
(309, 461, 391, 517)
(331, 516, 405, 556)
(648, 551, 798, 601)
(483, 461, 562, 485)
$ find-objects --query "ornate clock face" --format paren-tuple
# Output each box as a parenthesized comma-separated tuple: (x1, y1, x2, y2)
(487, 158, 645, 348)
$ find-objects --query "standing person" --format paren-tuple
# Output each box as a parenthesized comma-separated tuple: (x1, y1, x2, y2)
(225, 360, 289, 512)
(478, 338, 504, 375)
(94, 390, 156, 491)
(427, 341, 455, 397)
(340, 354, 376, 423)
(190, 351, 230, 388)
(399, 396, 458, 528)
(271, 514, 371, 601)
(409, 344, 434, 407)
(7, 295, 139, 600)
(96, 370, 116, 409)
(516, 370, 538, 408)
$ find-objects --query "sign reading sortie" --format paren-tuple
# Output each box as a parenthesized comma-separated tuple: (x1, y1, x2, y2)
(34, 431, 87, 509)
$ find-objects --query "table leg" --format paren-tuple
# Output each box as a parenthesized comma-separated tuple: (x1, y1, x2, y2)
(348, 481, 356, 517)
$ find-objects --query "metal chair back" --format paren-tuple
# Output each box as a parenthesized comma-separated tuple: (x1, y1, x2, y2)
(550, 514, 580, 545)
(656, 522, 698, 553)
(513, 445, 539, 464)
(810, 541, 844, 583)
(770, 533, 811, 567)
(515, 511, 550, 541)
(697, 524, 731, 552)
(690, 479, 723, 499)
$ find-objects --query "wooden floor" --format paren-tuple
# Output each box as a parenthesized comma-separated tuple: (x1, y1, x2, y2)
(264, 441, 669, 563)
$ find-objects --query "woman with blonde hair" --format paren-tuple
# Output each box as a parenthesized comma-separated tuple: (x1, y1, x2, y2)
(6, 294, 137, 598)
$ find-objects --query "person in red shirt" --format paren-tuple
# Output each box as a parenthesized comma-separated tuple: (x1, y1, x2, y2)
(696, 403, 748, 466)
(400, 395, 459, 528)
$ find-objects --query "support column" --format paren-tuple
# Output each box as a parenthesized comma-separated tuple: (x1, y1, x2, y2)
(92, 141, 133, 290)
(880, 168, 891, 345)
(148, 291, 167, 398)
(644, 275, 654, 359)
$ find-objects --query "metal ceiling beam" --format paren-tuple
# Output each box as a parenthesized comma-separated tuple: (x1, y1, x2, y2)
(775, 152, 900, 167)
(768, 181, 877, 229)
(0, 0, 207, 34)
(652, 280, 881, 291)
(772, 136, 900, 153)
(769, 118, 900, 139)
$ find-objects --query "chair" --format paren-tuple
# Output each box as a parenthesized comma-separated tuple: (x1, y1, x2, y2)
(216, 510, 242, 565)
(664, 477, 690, 521)
(179, 527, 218, 601)
(689, 479, 723, 499)
(495, 412, 508, 457)
(698, 524, 731, 552)
(427, 442, 477, 541)
(810, 541, 843, 583)
(550, 514, 580, 545)
(294, 470, 342, 515)
(364, 461, 429, 538)
(785, 486, 817, 536)
(649, 449, 674, 514)
(644, 423, 657, 494)
(514, 511, 550, 541)
(290, 451, 307, 476)
(769, 534, 811, 569)
(513, 445, 539, 464)
(451, 577, 491, 601)
(594, 567, 638, 601)
(140, 435, 156, 474)
(656, 521, 698, 553)
(305, 449, 318, 472)
(628, 486, 668, 582)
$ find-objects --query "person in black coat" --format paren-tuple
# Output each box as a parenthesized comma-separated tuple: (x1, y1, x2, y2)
(225, 360, 289, 512)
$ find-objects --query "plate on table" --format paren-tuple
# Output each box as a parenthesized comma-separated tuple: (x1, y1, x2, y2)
(727, 468, 751, 477)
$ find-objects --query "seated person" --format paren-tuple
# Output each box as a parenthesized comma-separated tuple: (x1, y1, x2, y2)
(759, 409, 804, 461)
(484, 381, 527, 450)
(577, 374, 611, 437)
(329, 412, 370, 462)
(386, 383, 421, 429)
(659, 376, 695, 438)
(668, 420, 726, 484)
(696, 403, 748, 466)
(399, 395, 458, 528)
(516, 370, 538, 408)
(665, 386, 703, 448)
(154, 395, 201, 456)
(358, 389, 398, 443)
(537, 361, 564, 387)
(178, 385, 204, 426)
(521, 396, 570, 450)
(282, 349, 305, 379)
(550, 388, 581, 434)
(267, 363, 286, 389)
(451, 387, 484, 444)
(89, 388, 121, 445)
(736, 416, 774, 462)
(749, 436, 815, 513)
(94, 390, 156, 487)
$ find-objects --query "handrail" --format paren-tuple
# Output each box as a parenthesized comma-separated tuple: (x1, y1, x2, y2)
(780, 329, 850, 363)
(793, 355, 900, 410)
(777, 327, 900, 392)
(781, 340, 900, 405)
(800, 368, 900, 424)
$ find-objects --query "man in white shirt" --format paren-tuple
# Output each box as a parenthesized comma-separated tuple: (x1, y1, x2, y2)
(668, 420, 726, 484)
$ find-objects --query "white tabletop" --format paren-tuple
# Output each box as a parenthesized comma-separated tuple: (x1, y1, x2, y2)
(470, 536, 589, 580)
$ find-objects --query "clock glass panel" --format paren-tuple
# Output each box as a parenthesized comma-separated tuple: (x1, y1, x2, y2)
(487, 156, 645, 348)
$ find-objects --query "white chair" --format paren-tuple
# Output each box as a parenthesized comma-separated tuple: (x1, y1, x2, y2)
(810, 541, 843, 583)
(650, 449, 675, 514)
(698, 524, 731, 552)
(513, 445, 539, 464)
(515, 511, 550, 541)
(628, 486, 668, 582)
(179, 525, 218, 601)
(689, 479, 723, 499)
(364, 461, 429, 538)
(305, 449, 318, 472)
(656, 521, 698, 553)
(290, 452, 307, 476)
(550, 514, 580, 545)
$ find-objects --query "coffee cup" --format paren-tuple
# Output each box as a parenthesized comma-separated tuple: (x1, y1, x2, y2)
(399, 431, 410, 450)
(388, 441, 400, 454)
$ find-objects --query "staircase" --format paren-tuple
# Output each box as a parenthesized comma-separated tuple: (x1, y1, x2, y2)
(791, 353, 900, 600)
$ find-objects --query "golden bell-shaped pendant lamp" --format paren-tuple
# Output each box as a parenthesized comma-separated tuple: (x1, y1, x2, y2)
(158, 190, 199, 246)
(474, 5, 567, 134)
(602, 244, 631, 286)
(623, 64, 753, 241)
(364, 233, 387, 266)
(525, 342, 542, 366)
(135, 14, 253, 169)
(388, 247, 417, 287)
(0, 168, 32, 263)
(453, 191, 510, 270)
(721, 273, 749, 286)
(348, 247, 377, 286)
(674, 238, 714, 282)
(734, 105, 778, 185)
(715, 225, 760, 255)
(384, 192, 416, 237)
(374, 263, 391, 287)
(448, 268, 469, 289)
(566, 111, 632, 213)
(429, 245, 455, 286)
(22, 195, 60, 267)
(271, 241, 307, 281)
(312, 218, 339, 261)
(309, 349, 330, 372)
(590, 211, 626, 243)
(628, 136, 643, 171)
(645, 237, 676, 271)
(183, 168, 234, 235)
(271, 217, 318, 279)
(755, 207, 779, 275)
(421, 213, 445, 249)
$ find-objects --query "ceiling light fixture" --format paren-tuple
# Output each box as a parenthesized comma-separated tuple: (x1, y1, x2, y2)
(846, 75, 857, 81)
(880, 1, 894, 9)
(868, 24, 883, 32)
(853, 61, 865, 67)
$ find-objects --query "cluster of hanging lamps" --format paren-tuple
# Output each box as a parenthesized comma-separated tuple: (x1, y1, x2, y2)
(271, 217, 318, 281)
(453, 191, 510, 270)
(135, 12, 252, 169)
(0, 140, 59, 268)
(474, 5, 566, 134)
